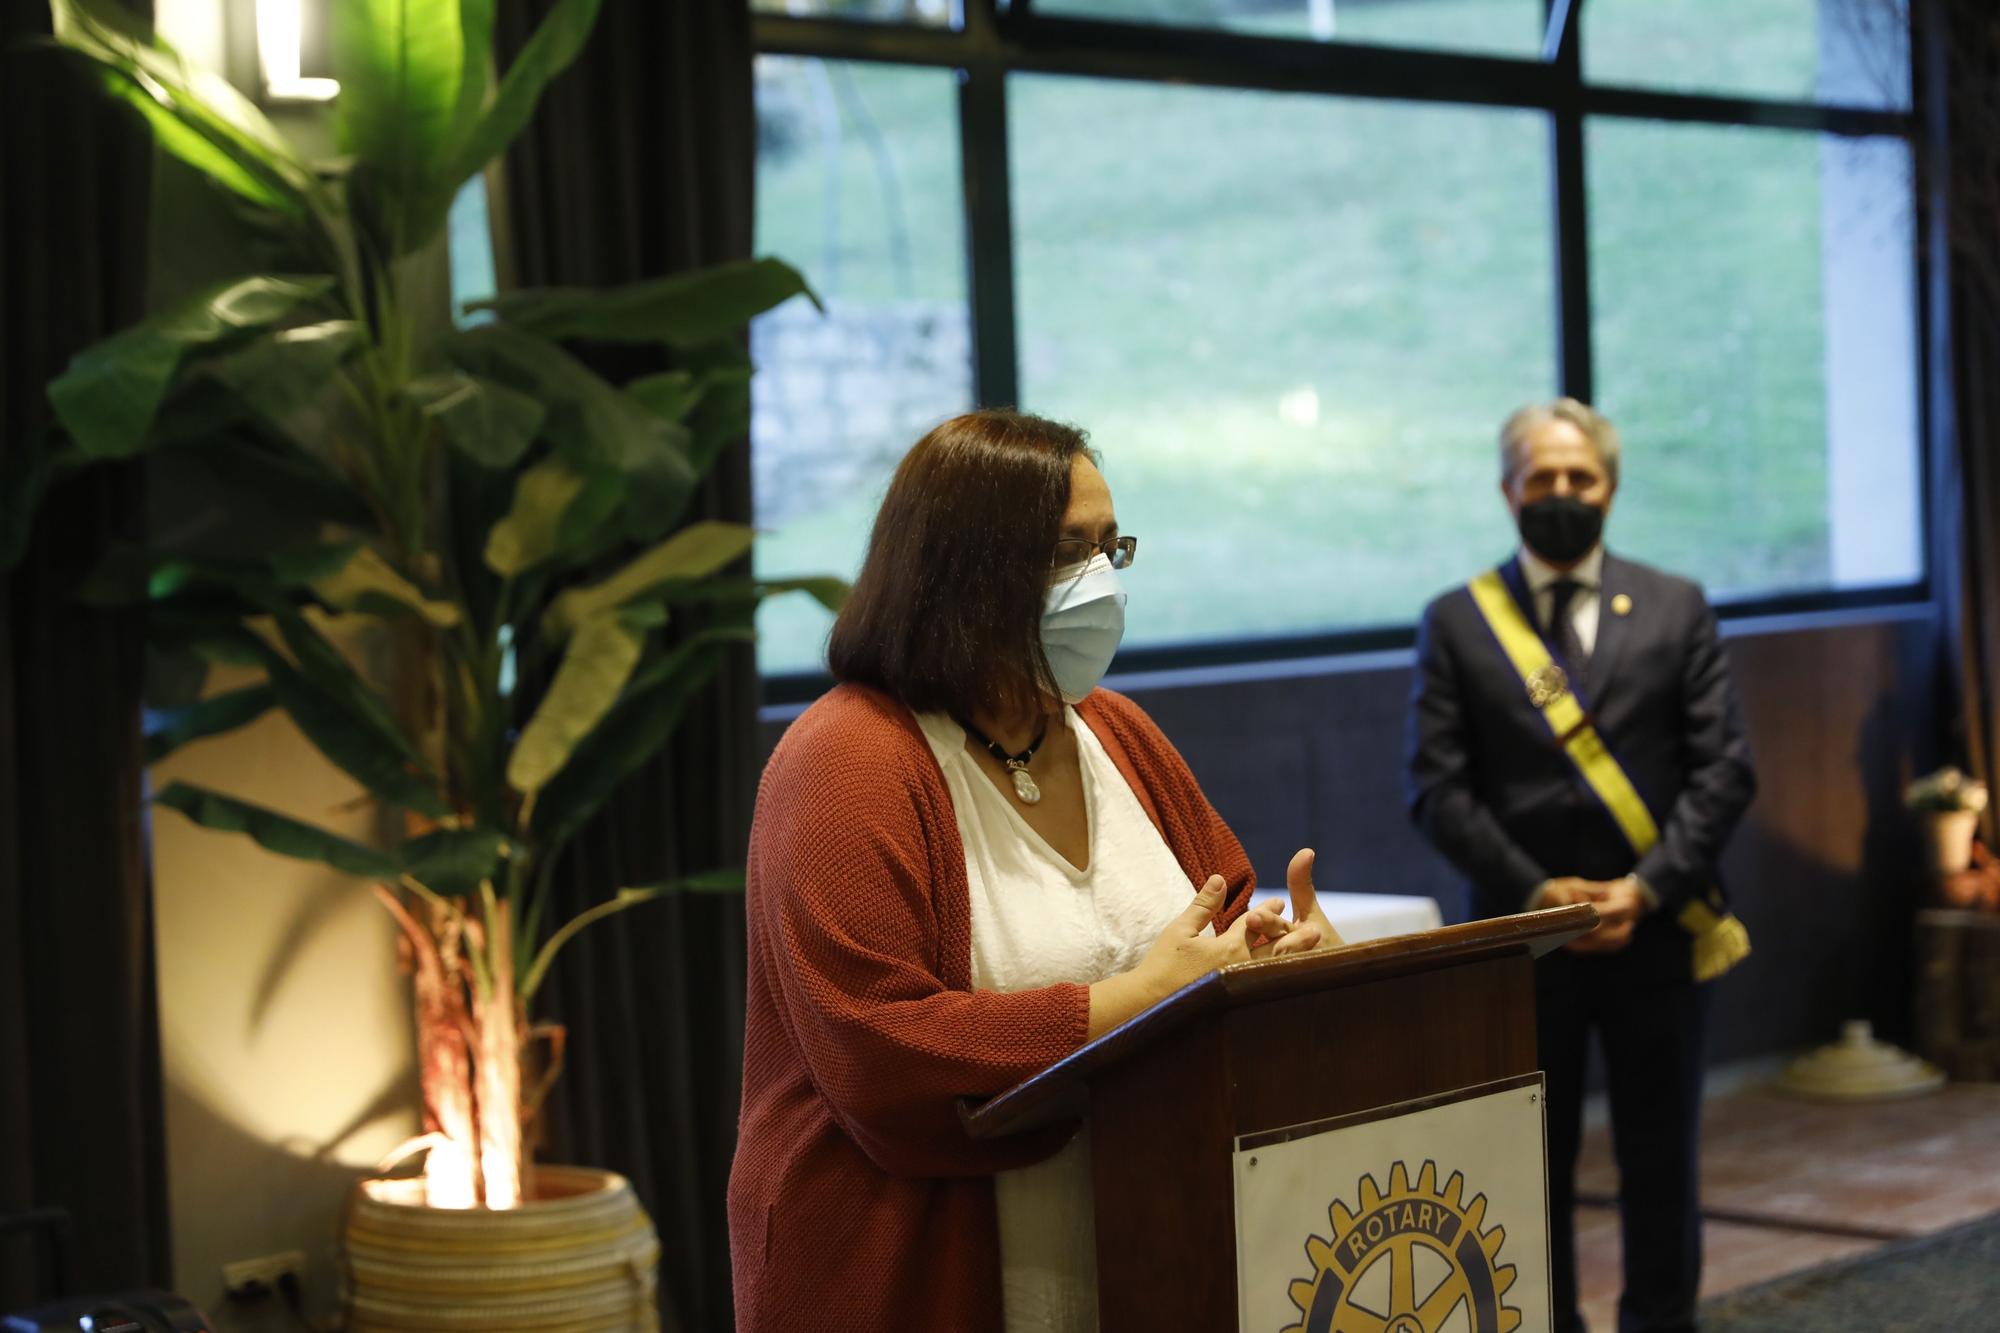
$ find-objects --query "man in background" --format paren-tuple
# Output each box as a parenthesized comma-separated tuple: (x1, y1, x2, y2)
(1405, 398, 1757, 1333)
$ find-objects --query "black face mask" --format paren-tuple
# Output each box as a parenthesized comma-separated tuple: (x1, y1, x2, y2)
(1517, 495, 1605, 565)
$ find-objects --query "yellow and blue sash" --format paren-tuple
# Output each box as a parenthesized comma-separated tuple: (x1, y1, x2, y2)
(1467, 568, 1750, 981)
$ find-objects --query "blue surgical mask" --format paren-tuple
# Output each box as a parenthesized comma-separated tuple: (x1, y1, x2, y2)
(1042, 553, 1127, 703)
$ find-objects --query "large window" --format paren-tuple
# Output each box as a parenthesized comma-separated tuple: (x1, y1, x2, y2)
(1010, 79, 1555, 644)
(750, 0, 1927, 680)
(751, 58, 972, 673)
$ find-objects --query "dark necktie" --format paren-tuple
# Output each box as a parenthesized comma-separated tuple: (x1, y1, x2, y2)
(1548, 578, 1589, 678)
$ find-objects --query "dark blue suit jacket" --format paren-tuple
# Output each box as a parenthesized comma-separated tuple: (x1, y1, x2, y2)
(1405, 552, 1757, 977)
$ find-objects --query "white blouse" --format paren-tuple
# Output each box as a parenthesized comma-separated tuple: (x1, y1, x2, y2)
(915, 706, 1199, 1333)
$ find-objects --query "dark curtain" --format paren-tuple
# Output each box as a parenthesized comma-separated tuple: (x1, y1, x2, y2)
(492, 4, 758, 1329)
(1928, 0, 2000, 841)
(0, 0, 171, 1313)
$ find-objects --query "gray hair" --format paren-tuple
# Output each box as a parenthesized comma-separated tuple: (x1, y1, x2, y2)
(1499, 397, 1621, 488)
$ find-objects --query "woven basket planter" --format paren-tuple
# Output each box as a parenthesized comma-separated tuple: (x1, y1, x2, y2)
(343, 1165, 660, 1332)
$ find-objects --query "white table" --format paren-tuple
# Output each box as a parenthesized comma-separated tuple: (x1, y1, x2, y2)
(1315, 891, 1444, 944)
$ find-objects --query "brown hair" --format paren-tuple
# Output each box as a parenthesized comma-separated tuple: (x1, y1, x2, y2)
(827, 409, 1093, 719)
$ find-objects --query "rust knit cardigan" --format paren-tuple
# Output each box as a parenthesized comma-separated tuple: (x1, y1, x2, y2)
(728, 683, 1256, 1332)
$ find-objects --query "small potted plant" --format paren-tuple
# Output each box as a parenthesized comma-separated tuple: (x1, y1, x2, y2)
(1905, 765, 1989, 876)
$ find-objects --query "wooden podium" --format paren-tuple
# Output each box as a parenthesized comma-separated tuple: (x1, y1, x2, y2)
(962, 904, 1597, 1333)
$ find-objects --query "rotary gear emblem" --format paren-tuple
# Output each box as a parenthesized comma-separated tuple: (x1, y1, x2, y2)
(1281, 1160, 1522, 1333)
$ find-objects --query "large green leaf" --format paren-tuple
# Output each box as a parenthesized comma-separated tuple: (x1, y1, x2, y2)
(153, 781, 401, 879)
(507, 612, 644, 796)
(255, 646, 449, 817)
(50, 0, 319, 213)
(449, 0, 497, 143)
(246, 598, 447, 817)
(484, 458, 583, 577)
(306, 544, 462, 627)
(401, 826, 509, 896)
(641, 574, 850, 616)
(540, 521, 755, 639)
(77, 544, 271, 608)
(48, 276, 335, 460)
(151, 611, 268, 669)
(626, 371, 701, 423)
(144, 683, 278, 763)
(331, 0, 466, 251)
(684, 364, 753, 479)
(403, 371, 543, 468)
(200, 320, 361, 425)
(437, 0, 599, 198)
(477, 258, 817, 346)
(532, 624, 752, 850)
(92, 68, 294, 212)
(444, 325, 694, 538)
(178, 429, 379, 532)
(265, 542, 366, 587)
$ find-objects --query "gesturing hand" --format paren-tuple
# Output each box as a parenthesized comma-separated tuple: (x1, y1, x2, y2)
(1136, 875, 1259, 995)
(1276, 848, 1343, 953)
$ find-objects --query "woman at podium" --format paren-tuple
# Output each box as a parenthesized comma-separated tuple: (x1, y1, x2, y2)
(728, 410, 1335, 1332)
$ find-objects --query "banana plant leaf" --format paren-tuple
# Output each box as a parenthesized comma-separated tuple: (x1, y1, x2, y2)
(403, 371, 544, 468)
(81, 542, 365, 607)
(539, 521, 755, 640)
(400, 826, 510, 897)
(484, 458, 618, 578)
(48, 275, 336, 460)
(143, 683, 278, 763)
(332, 0, 466, 247)
(153, 781, 401, 879)
(434, 0, 600, 215)
(254, 645, 449, 818)
(531, 623, 754, 852)
(199, 320, 362, 427)
(50, 0, 322, 216)
(626, 370, 702, 423)
(474, 258, 817, 346)
(308, 545, 462, 627)
(442, 324, 695, 538)
(507, 612, 646, 797)
(178, 432, 374, 532)
(684, 365, 753, 478)
(638, 575, 849, 615)
(245, 597, 448, 817)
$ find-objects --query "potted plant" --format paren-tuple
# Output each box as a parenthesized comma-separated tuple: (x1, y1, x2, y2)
(1906, 766, 1989, 877)
(16, 0, 836, 1325)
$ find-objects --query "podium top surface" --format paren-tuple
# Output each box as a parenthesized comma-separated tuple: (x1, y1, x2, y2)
(961, 903, 1597, 1140)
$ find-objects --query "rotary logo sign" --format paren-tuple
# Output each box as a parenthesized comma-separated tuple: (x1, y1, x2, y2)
(1281, 1161, 1521, 1333)
(1233, 1078, 1549, 1333)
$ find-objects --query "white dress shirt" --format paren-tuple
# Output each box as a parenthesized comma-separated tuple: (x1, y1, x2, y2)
(1518, 543, 1605, 656)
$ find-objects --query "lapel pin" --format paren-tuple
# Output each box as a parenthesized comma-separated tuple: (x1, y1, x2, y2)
(1611, 593, 1633, 616)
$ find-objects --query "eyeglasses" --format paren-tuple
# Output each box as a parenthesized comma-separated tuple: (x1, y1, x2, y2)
(1051, 534, 1137, 572)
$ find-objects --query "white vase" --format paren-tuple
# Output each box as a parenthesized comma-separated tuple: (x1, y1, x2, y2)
(1922, 809, 1980, 876)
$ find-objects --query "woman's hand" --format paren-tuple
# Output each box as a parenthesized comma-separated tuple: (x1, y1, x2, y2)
(1277, 848, 1343, 953)
(1087, 876, 1251, 1038)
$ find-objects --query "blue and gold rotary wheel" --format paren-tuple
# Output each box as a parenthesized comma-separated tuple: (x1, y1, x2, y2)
(1282, 1160, 1522, 1333)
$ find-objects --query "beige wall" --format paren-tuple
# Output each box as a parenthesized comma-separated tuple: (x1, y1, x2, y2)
(150, 661, 419, 1329)
(148, 4, 417, 1327)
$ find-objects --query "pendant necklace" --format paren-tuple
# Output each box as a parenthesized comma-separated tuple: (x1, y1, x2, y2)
(960, 714, 1050, 805)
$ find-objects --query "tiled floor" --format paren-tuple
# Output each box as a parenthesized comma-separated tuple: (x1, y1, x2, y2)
(1570, 1082, 2000, 1330)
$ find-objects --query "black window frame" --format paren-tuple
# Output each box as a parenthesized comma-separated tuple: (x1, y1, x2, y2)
(752, 0, 1941, 703)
